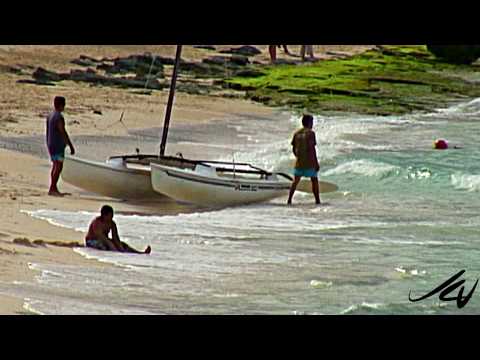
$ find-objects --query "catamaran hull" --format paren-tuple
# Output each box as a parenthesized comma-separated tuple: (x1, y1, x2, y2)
(61, 155, 163, 199)
(151, 164, 291, 207)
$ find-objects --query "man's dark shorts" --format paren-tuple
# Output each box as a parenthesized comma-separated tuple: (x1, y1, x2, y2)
(86, 239, 108, 251)
(293, 168, 318, 178)
(50, 150, 65, 162)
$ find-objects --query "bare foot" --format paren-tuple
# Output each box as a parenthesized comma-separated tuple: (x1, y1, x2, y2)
(144, 246, 152, 254)
(48, 191, 65, 197)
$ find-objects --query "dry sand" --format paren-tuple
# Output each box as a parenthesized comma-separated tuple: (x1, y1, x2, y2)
(0, 45, 372, 314)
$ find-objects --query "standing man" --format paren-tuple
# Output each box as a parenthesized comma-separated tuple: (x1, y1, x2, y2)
(287, 114, 321, 205)
(46, 96, 75, 196)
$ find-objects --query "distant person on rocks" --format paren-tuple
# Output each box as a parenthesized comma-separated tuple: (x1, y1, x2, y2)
(45, 96, 75, 196)
(288, 114, 321, 205)
(279, 45, 291, 55)
(268, 45, 277, 63)
(301, 45, 315, 61)
(85, 205, 151, 254)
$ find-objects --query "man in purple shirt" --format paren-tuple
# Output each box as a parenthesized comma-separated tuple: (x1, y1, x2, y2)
(46, 96, 75, 196)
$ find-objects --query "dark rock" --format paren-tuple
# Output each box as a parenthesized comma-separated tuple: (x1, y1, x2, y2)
(265, 85, 281, 90)
(71, 58, 97, 67)
(273, 59, 299, 65)
(203, 56, 229, 66)
(156, 56, 175, 65)
(69, 69, 102, 82)
(202, 55, 249, 67)
(112, 77, 166, 90)
(0, 65, 23, 74)
(96, 63, 121, 73)
(67, 68, 166, 90)
(98, 54, 164, 77)
(326, 51, 352, 58)
(180, 60, 223, 77)
(278, 88, 316, 95)
(219, 46, 261, 56)
(93, 110, 102, 115)
(251, 94, 272, 102)
(79, 55, 102, 63)
(427, 45, 480, 65)
(368, 76, 428, 86)
(225, 82, 256, 91)
(17, 64, 36, 70)
(32, 67, 66, 82)
(130, 90, 152, 96)
(193, 45, 216, 51)
(32, 240, 48, 247)
(17, 79, 56, 86)
(177, 83, 210, 95)
(13, 238, 36, 247)
(234, 69, 265, 77)
(230, 55, 250, 66)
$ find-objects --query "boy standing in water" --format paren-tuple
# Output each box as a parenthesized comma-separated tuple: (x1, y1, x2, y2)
(288, 114, 321, 205)
(45, 96, 75, 196)
(85, 205, 151, 254)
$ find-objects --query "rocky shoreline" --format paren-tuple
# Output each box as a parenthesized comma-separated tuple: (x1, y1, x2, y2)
(8, 45, 480, 117)
(225, 45, 480, 116)
(11, 46, 264, 97)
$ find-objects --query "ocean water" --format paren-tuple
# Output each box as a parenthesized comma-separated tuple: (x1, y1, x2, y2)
(7, 98, 480, 315)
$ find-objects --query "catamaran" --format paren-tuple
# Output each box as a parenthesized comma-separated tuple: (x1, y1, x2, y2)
(61, 45, 338, 205)
(150, 161, 337, 207)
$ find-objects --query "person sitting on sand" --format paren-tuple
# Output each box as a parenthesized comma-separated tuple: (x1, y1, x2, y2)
(45, 96, 75, 196)
(287, 114, 321, 205)
(85, 205, 151, 254)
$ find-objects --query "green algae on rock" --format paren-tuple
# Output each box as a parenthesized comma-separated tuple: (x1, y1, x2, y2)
(225, 45, 480, 116)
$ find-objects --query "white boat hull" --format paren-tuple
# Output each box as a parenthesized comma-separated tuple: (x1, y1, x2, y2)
(151, 163, 291, 206)
(62, 155, 163, 199)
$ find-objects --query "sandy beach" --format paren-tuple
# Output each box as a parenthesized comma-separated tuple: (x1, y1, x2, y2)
(0, 45, 372, 314)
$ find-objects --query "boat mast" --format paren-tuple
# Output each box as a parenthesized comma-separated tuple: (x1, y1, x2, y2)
(159, 45, 183, 158)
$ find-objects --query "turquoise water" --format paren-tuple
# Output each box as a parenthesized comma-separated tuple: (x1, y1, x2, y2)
(7, 98, 480, 314)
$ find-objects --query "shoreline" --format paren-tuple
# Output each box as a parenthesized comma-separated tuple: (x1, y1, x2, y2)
(0, 73, 285, 314)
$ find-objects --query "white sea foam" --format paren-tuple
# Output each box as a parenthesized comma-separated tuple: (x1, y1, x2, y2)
(323, 159, 400, 177)
(395, 267, 427, 277)
(23, 299, 45, 315)
(310, 280, 333, 289)
(436, 97, 480, 115)
(27, 208, 396, 238)
(451, 173, 480, 192)
(340, 302, 385, 314)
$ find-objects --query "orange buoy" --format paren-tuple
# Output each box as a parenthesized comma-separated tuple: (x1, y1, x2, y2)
(434, 139, 449, 150)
